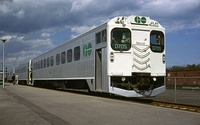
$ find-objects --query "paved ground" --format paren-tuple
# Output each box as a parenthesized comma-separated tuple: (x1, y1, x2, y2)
(0, 83, 200, 125)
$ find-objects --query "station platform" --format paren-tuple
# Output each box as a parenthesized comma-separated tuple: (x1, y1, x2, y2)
(0, 83, 52, 125)
(0, 83, 199, 125)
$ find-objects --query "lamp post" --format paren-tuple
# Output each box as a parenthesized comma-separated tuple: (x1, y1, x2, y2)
(1, 38, 7, 88)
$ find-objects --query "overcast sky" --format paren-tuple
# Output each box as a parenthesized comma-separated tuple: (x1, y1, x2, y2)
(0, 0, 200, 70)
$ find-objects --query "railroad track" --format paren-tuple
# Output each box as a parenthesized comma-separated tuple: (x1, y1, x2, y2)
(150, 100, 200, 113)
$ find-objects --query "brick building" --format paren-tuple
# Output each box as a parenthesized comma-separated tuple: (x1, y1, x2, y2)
(166, 70, 200, 86)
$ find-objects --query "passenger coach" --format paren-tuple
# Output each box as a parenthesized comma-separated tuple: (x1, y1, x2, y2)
(29, 15, 166, 97)
(15, 60, 32, 85)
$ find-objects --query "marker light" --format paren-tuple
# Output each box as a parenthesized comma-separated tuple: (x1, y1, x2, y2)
(162, 54, 166, 64)
(110, 52, 114, 62)
(121, 77, 126, 82)
(149, 21, 159, 27)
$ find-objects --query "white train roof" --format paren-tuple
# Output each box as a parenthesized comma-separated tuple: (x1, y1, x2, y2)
(108, 15, 164, 28)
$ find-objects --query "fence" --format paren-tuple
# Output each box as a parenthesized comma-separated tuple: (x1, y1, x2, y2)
(152, 77, 200, 106)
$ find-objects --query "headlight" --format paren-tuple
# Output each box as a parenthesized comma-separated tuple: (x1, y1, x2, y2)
(121, 77, 126, 82)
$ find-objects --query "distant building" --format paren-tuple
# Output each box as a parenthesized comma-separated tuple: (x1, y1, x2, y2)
(166, 70, 200, 86)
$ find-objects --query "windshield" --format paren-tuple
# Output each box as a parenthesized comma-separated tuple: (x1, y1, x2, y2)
(111, 28, 131, 51)
(150, 31, 164, 53)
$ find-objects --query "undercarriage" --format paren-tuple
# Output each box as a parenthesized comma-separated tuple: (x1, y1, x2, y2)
(111, 74, 164, 93)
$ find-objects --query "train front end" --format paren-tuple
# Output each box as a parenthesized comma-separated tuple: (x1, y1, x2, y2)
(107, 16, 166, 97)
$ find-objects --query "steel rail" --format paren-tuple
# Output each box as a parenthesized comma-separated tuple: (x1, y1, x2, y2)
(150, 100, 200, 113)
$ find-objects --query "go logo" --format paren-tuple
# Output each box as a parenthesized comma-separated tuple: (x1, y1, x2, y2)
(134, 16, 146, 24)
(83, 43, 92, 57)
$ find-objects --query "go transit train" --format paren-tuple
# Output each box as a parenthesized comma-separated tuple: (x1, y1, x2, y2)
(14, 15, 166, 97)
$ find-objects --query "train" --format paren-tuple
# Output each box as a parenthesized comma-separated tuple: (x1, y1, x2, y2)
(10, 15, 166, 97)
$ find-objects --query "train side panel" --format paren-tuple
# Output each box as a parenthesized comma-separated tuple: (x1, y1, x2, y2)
(32, 24, 108, 92)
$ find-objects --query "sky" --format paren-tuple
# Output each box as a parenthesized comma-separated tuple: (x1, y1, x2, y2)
(0, 0, 200, 70)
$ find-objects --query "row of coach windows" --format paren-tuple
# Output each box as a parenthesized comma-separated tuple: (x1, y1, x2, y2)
(33, 46, 80, 70)
(16, 67, 26, 73)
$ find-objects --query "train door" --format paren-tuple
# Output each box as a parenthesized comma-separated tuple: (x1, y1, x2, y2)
(95, 49, 102, 91)
(95, 48, 107, 91)
(28, 60, 33, 85)
(30, 68, 33, 85)
(27, 68, 32, 85)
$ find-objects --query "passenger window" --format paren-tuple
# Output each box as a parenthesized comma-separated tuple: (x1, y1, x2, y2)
(150, 31, 164, 53)
(67, 49, 72, 63)
(61, 51, 66, 64)
(102, 29, 107, 42)
(50, 56, 54, 66)
(44, 59, 46, 68)
(56, 53, 60, 65)
(41, 60, 43, 69)
(96, 32, 101, 44)
(96, 29, 107, 44)
(47, 57, 50, 67)
(74, 46, 80, 61)
(38, 61, 40, 69)
(33, 63, 35, 70)
(36, 62, 38, 70)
